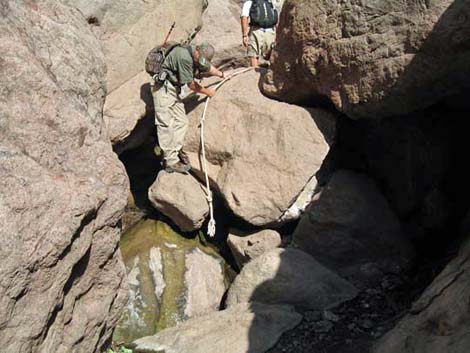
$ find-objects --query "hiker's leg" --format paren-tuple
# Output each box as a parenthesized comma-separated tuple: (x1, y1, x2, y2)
(263, 31, 276, 61)
(154, 82, 179, 166)
(171, 98, 189, 158)
(247, 29, 260, 68)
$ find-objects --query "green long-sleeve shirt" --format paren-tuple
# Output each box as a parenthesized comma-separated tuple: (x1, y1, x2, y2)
(162, 46, 194, 86)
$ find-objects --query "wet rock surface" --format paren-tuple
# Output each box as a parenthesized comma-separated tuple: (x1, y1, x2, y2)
(113, 219, 227, 346)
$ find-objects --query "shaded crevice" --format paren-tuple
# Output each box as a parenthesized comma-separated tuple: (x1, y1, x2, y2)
(94, 323, 109, 353)
(63, 247, 92, 301)
(58, 210, 97, 262)
(42, 247, 92, 343)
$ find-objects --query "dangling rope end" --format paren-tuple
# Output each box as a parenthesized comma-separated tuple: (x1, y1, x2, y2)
(207, 219, 216, 238)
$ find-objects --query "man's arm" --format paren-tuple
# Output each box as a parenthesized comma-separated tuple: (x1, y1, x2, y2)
(188, 80, 216, 98)
(240, 1, 252, 47)
(207, 65, 226, 79)
(241, 16, 249, 47)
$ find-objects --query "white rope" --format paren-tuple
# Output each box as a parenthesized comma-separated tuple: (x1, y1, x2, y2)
(199, 67, 253, 237)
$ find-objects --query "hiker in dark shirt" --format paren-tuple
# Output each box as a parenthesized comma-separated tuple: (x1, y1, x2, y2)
(241, 0, 282, 67)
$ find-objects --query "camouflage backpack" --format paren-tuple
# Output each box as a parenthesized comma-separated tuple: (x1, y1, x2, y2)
(145, 41, 180, 76)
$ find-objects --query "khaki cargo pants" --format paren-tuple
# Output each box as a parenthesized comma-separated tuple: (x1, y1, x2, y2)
(152, 80, 188, 166)
(247, 27, 275, 59)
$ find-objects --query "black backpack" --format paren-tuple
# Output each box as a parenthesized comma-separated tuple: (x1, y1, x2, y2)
(249, 0, 278, 28)
(145, 41, 180, 76)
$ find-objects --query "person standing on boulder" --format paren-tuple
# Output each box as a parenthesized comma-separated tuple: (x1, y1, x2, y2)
(240, 0, 282, 67)
(152, 42, 227, 174)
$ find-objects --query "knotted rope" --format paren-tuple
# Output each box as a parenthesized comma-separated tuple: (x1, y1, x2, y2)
(199, 67, 253, 237)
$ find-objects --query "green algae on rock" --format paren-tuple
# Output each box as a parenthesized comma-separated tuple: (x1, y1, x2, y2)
(113, 219, 227, 345)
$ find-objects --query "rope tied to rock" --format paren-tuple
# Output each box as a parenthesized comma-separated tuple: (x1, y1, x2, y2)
(199, 67, 253, 237)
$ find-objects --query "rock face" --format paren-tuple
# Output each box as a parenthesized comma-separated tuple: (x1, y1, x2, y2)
(262, 0, 470, 119)
(198, 0, 245, 67)
(226, 248, 358, 310)
(184, 247, 226, 318)
(148, 171, 209, 232)
(114, 220, 226, 345)
(293, 170, 414, 285)
(63, 0, 206, 149)
(185, 70, 336, 226)
(373, 242, 470, 353)
(103, 71, 154, 152)
(131, 303, 302, 353)
(64, 0, 206, 91)
(0, 2, 128, 353)
(228, 229, 282, 268)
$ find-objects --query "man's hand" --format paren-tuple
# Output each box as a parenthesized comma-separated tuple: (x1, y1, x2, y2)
(242, 35, 249, 48)
(241, 16, 250, 47)
(222, 71, 233, 81)
(219, 71, 232, 80)
(188, 81, 216, 98)
(205, 88, 216, 98)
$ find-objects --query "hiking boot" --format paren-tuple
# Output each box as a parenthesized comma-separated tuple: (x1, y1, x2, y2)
(165, 161, 191, 174)
(178, 149, 190, 166)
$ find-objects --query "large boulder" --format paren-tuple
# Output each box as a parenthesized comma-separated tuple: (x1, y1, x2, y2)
(225, 248, 358, 310)
(293, 170, 414, 286)
(0, 2, 128, 352)
(63, 0, 206, 149)
(262, 0, 470, 119)
(372, 242, 470, 353)
(114, 220, 227, 345)
(103, 71, 154, 153)
(228, 229, 282, 268)
(197, 0, 245, 67)
(185, 70, 336, 226)
(148, 172, 209, 232)
(131, 303, 302, 353)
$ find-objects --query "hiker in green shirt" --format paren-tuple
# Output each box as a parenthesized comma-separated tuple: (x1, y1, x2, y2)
(152, 42, 227, 174)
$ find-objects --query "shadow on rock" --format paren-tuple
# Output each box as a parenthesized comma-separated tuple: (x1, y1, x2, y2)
(112, 82, 156, 155)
